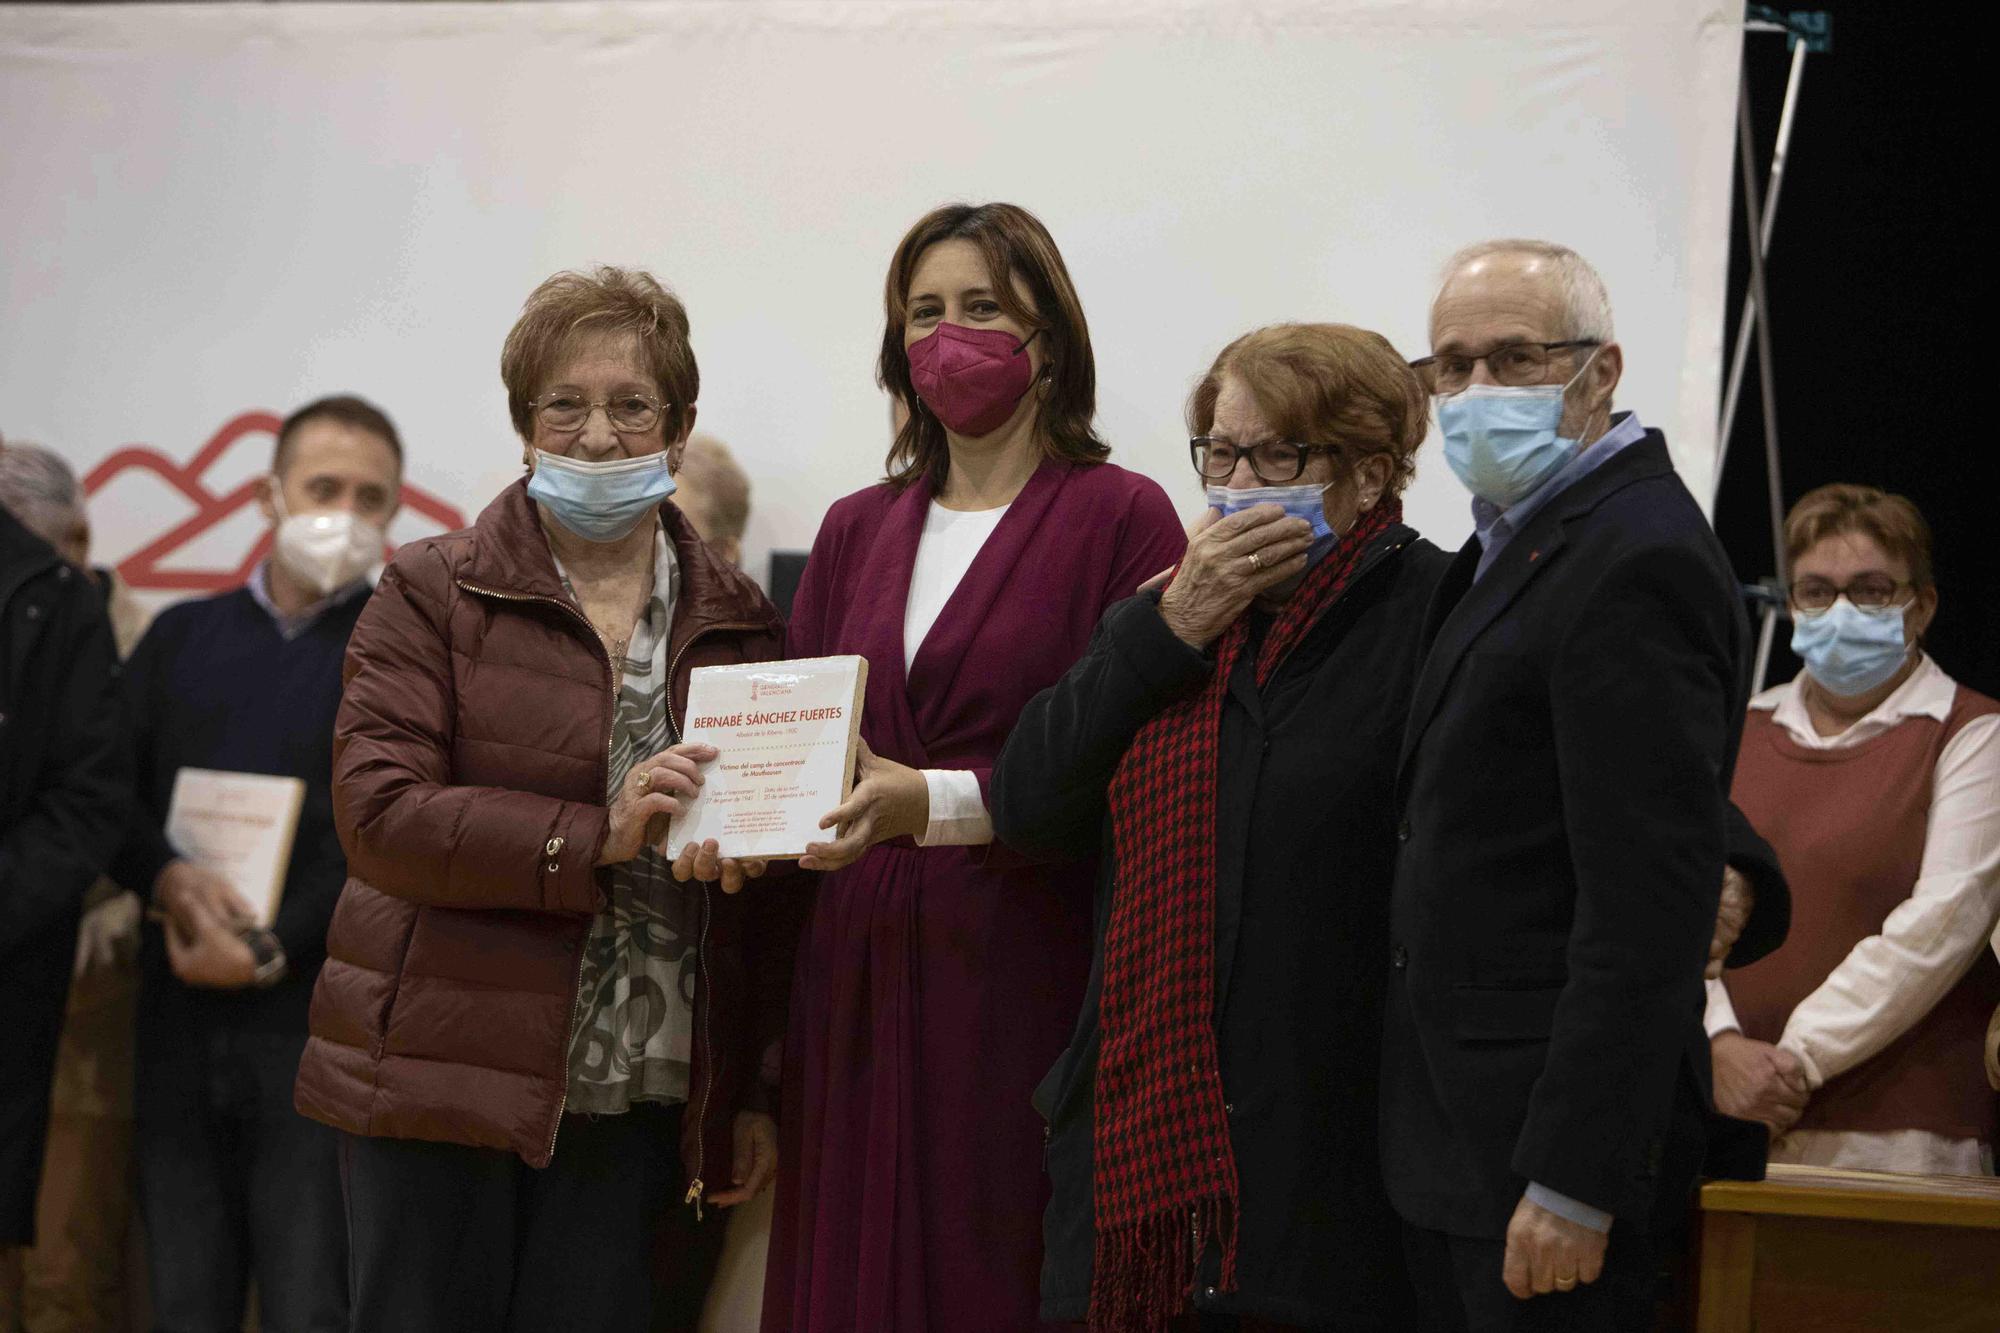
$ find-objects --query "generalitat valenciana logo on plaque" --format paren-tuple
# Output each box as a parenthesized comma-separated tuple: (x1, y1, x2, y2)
(668, 655, 869, 861)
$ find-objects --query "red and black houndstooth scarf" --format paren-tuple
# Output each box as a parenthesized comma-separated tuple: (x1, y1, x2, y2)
(1090, 498, 1402, 1332)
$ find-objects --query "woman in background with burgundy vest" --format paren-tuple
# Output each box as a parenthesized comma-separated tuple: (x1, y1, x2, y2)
(1709, 484, 2000, 1174)
(760, 203, 1184, 1332)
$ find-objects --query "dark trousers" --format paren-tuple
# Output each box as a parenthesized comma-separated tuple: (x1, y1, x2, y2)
(135, 1028, 347, 1333)
(340, 1101, 720, 1333)
(1400, 1222, 1667, 1333)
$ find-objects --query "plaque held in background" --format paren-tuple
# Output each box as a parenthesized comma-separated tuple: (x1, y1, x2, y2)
(164, 768, 307, 926)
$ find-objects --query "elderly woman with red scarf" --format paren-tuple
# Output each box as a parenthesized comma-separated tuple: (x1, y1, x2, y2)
(992, 323, 1441, 1331)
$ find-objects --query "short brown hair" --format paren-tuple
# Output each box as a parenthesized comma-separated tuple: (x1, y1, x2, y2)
(1785, 483, 1935, 587)
(276, 395, 403, 475)
(501, 266, 698, 442)
(878, 202, 1108, 490)
(1186, 323, 1427, 497)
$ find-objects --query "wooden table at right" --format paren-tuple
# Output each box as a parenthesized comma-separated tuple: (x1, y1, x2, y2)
(1696, 1162, 2000, 1332)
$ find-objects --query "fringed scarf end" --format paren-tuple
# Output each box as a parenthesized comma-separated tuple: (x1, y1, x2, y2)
(1087, 1197, 1240, 1333)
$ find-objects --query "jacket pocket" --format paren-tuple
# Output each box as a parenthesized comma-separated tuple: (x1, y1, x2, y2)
(1033, 1027, 1099, 1125)
(1451, 983, 1562, 1043)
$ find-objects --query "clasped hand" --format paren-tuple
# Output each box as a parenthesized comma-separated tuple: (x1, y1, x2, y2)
(155, 859, 259, 989)
(1711, 1031, 1811, 1135)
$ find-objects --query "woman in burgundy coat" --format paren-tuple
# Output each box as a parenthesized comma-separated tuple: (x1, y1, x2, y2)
(761, 203, 1185, 1333)
(297, 267, 799, 1332)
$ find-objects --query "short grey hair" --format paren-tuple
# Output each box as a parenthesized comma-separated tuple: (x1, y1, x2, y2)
(0, 440, 86, 549)
(1438, 239, 1615, 343)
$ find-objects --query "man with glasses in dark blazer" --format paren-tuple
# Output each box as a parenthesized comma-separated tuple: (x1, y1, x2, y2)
(1387, 240, 1760, 1332)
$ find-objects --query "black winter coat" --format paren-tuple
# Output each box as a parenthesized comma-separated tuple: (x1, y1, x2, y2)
(993, 525, 1446, 1328)
(0, 507, 129, 1244)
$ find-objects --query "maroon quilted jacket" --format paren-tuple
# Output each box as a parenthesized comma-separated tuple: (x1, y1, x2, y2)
(295, 479, 804, 1199)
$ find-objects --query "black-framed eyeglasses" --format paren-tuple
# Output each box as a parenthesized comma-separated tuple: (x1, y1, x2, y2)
(1408, 340, 1601, 395)
(528, 391, 669, 435)
(1190, 436, 1341, 484)
(1788, 575, 1915, 615)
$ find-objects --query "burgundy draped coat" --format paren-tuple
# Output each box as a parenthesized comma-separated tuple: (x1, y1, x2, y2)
(763, 458, 1185, 1333)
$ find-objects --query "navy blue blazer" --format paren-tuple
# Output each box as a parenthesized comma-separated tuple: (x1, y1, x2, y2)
(1380, 431, 1750, 1237)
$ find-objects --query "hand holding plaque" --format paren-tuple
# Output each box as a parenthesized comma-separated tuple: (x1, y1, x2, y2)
(665, 656, 870, 862)
(797, 738, 931, 873)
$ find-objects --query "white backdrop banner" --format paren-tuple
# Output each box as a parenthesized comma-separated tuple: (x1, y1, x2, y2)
(1, 0, 1745, 603)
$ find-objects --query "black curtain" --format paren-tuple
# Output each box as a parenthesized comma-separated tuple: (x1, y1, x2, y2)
(1714, 3, 1995, 696)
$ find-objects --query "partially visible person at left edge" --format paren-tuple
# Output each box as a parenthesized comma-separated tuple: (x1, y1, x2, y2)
(0, 441, 148, 1332)
(0, 437, 129, 1275)
(1709, 484, 2000, 1174)
(106, 395, 404, 1332)
(1389, 241, 1757, 1331)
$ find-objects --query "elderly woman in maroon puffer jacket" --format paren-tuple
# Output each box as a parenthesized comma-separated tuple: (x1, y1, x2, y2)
(294, 267, 804, 1333)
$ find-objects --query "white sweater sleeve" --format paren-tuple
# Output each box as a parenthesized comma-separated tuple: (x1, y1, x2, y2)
(1778, 714, 2000, 1088)
(915, 768, 994, 847)
(1705, 977, 1742, 1038)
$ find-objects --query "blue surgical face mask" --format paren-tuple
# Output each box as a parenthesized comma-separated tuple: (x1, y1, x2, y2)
(526, 449, 677, 543)
(1790, 596, 1912, 697)
(1206, 481, 1341, 565)
(1436, 351, 1598, 508)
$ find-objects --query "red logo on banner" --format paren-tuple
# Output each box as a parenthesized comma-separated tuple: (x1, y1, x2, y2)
(82, 411, 466, 593)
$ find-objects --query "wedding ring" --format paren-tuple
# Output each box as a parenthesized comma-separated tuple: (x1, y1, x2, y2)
(1247, 551, 1263, 572)
(1555, 1277, 1578, 1291)
(636, 769, 653, 793)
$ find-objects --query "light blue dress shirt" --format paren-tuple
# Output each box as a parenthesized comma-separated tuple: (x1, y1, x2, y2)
(1471, 410, 1648, 583)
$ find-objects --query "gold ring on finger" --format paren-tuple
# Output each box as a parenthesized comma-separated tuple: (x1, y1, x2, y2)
(635, 769, 652, 793)
(1247, 551, 1263, 572)
(1555, 1278, 1578, 1291)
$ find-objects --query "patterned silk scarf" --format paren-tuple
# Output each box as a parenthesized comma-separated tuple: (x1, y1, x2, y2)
(1092, 499, 1402, 1332)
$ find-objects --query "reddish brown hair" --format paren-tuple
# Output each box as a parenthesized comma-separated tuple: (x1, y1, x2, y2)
(1785, 483, 1935, 587)
(500, 266, 698, 443)
(1186, 323, 1427, 496)
(878, 202, 1107, 490)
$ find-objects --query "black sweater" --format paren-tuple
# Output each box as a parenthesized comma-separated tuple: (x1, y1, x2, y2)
(111, 582, 368, 1037)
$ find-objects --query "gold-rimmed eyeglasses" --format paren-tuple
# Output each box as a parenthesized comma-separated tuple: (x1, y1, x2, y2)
(528, 391, 669, 435)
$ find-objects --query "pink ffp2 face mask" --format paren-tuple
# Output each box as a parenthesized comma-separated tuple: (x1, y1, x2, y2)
(906, 322, 1039, 437)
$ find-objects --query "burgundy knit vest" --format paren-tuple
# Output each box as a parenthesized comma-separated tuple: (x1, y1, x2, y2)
(1727, 682, 2000, 1143)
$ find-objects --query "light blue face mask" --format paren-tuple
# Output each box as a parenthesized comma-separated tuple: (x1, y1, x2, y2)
(1206, 481, 1341, 565)
(527, 449, 677, 543)
(1435, 351, 1598, 508)
(1790, 596, 1911, 696)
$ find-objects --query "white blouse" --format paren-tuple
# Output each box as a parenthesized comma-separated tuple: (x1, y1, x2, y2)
(903, 501, 1010, 847)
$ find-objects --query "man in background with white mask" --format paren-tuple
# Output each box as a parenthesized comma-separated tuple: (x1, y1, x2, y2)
(107, 395, 402, 1333)
(1386, 241, 1756, 1332)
